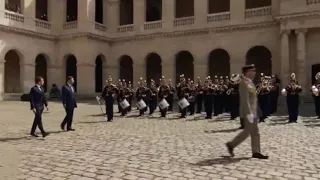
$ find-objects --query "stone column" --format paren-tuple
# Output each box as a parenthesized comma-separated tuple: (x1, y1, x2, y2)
(295, 28, 307, 96)
(50, 0, 65, 33)
(106, 0, 120, 33)
(133, 63, 145, 86)
(78, 0, 95, 31)
(162, 62, 175, 85)
(24, 0, 36, 25)
(76, 63, 95, 94)
(0, 60, 4, 100)
(162, 0, 174, 30)
(230, 0, 245, 24)
(280, 29, 290, 87)
(134, 0, 145, 33)
(194, 0, 207, 27)
(20, 63, 35, 93)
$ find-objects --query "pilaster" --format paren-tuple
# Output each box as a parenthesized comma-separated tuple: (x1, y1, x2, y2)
(105, 64, 119, 84)
(0, 0, 4, 11)
(162, 0, 174, 30)
(47, 65, 64, 88)
(280, 29, 290, 87)
(133, 63, 145, 86)
(162, 62, 175, 85)
(295, 28, 307, 96)
(194, 0, 207, 27)
(77, 63, 95, 94)
(24, 0, 35, 25)
(0, 60, 4, 100)
(78, 0, 95, 31)
(50, 0, 65, 33)
(106, 0, 120, 33)
(230, 0, 245, 24)
(271, 0, 280, 16)
(194, 63, 207, 81)
(133, 0, 145, 33)
(20, 63, 35, 93)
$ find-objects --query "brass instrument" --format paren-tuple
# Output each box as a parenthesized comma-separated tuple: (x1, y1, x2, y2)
(311, 85, 319, 96)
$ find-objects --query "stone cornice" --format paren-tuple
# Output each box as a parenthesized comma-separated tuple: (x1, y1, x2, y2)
(0, 21, 278, 44)
(275, 11, 320, 21)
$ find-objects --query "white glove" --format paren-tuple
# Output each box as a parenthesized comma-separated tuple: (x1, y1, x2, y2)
(247, 114, 254, 123)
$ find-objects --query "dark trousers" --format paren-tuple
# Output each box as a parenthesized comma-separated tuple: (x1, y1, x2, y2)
(160, 107, 167, 117)
(180, 107, 187, 117)
(196, 95, 203, 113)
(205, 97, 213, 118)
(258, 95, 269, 120)
(270, 93, 279, 114)
(149, 100, 157, 114)
(168, 95, 173, 111)
(230, 95, 239, 119)
(240, 117, 245, 128)
(287, 96, 299, 122)
(213, 95, 220, 115)
(314, 96, 320, 116)
(117, 99, 121, 113)
(106, 98, 114, 121)
(31, 108, 45, 134)
(62, 107, 75, 129)
(189, 101, 195, 115)
(128, 97, 132, 112)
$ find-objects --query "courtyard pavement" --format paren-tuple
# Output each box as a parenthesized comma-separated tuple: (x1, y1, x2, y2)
(1, 101, 320, 180)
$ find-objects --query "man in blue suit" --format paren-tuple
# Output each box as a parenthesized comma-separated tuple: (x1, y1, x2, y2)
(29, 76, 50, 138)
(61, 76, 77, 131)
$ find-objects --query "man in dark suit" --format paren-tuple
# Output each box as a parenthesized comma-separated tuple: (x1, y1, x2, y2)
(61, 76, 77, 131)
(29, 76, 50, 138)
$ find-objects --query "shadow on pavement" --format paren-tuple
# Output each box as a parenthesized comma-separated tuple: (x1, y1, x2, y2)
(0, 136, 32, 142)
(192, 156, 251, 166)
(204, 128, 239, 134)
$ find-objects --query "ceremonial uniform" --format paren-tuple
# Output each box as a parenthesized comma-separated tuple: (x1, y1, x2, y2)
(158, 84, 170, 117)
(168, 80, 175, 112)
(270, 76, 280, 114)
(312, 73, 320, 118)
(148, 82, 158, 115)
(101, 78, 117, 121)
(196, 80, 204, 113)
(136, 86, 148, 116)
(204, 82, 214, 119)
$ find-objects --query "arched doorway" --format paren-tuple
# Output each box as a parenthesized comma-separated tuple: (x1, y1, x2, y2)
(65, 55, 77, 91)
(35, 54, 48, 91)
(312, 64, 320, 84)
(175, 51, 194, 84)
(4, 50, 21, 93)
(119, 55, 133, 83)
(246, 46, 272, 82)
(95, 55, 103, 92)
(146, 53, 162, 85)
(208, 48, 230, 78)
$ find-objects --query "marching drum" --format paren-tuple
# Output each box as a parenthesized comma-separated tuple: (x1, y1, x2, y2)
(120, 99, 130, 109)
(136, 99, 147, 110)
(178, 98, 190, 109)
(158, 98, 169, 110)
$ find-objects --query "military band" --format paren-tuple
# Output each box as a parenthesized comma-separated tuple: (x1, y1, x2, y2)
(97, 69, 320, 124)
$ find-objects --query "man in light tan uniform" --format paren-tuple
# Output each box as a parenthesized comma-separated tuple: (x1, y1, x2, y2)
(226, 64, 268, 159)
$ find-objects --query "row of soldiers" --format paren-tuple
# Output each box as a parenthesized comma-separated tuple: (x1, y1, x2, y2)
(99, 72, 320, 123)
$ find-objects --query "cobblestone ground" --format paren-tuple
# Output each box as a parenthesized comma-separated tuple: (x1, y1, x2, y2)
(1, 101, 320, 180)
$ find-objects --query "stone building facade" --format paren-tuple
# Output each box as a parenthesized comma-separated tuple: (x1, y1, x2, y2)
(0, 0, 320, 100)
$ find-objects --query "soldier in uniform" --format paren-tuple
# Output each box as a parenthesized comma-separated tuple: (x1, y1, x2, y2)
(281, 73, 303, 123)
(136, 78, 148, 116)
(167, 79, 175, 112)
(257, 74, 271, 122)
(177, 75, 189, 118)
(158, 78, 170, 117)
(213, 76, 220, 116)
(227, 74, 240, 120)
(148, 79, 158, 115)
(116, 79, 123, 114)
(312, 72, 320, 118)
(204, 77, 214, 119)
(270, 75, 280, 115)
(101, 75, 117, 121)
(188, 81, 197, 115)
(127, 81, 134, 112)
(226, 64, 269, 159)
(196, 77, 204, 113)
(117, 80, 127, 116)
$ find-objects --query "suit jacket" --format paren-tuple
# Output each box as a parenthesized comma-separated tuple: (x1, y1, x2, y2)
(239, 77, 257, 118)
(62, 84, 77, 108)
(29, 85, 48, 110)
